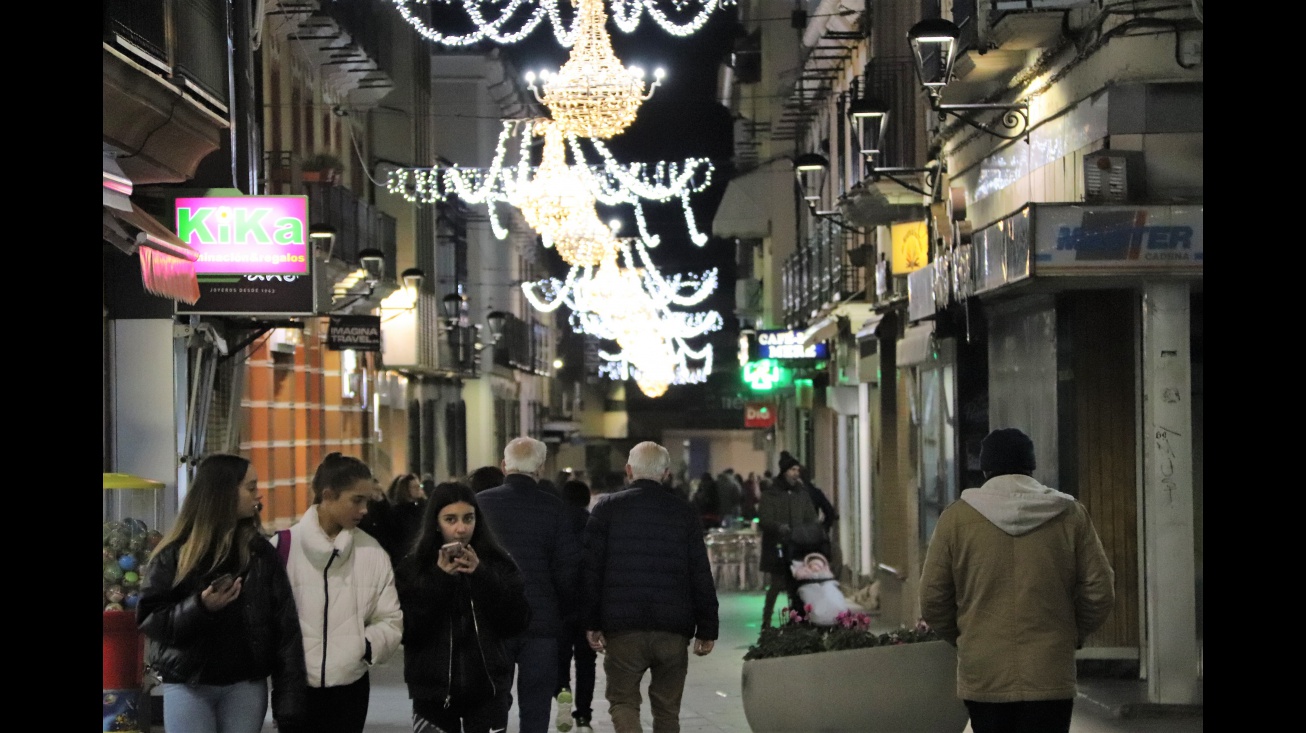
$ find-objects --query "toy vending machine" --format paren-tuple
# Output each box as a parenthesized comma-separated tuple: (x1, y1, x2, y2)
(103, 473, 165, 733)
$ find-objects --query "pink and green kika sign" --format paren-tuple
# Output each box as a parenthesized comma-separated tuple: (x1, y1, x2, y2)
(175, 196, 309, 276)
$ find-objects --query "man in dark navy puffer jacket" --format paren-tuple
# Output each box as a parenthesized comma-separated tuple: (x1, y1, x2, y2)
(582, 441, 719, 733)
(477, 436, 582, 733)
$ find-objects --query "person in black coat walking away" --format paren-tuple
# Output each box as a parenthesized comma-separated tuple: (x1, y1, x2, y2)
(582, 441, 719, 733)
(359, 473, 426, 561)
(136, 453, 306, 732)
(554, 479, 598, 732)
(388, 472, 427, 558)
(476, 437, 583, 733)
(395, 482, 532, 733)
(691, 472, 720, 531)
(468, 465, 506, 494)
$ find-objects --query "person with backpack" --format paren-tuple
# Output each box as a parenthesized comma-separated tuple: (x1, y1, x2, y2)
(274, 453, 404, 733)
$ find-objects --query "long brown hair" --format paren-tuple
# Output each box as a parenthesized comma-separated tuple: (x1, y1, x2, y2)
(151, 454, 260, 587)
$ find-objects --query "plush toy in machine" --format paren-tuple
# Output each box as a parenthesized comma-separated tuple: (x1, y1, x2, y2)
(789, 552, 864, 626)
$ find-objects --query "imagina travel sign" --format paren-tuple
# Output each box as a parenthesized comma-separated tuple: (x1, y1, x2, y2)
(175, 196, 309, 275)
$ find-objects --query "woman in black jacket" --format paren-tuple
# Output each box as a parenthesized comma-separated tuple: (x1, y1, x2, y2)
(136, 453, 306, 732)
(395, 482, 531, 733)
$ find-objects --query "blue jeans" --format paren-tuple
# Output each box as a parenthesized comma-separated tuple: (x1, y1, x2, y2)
(502, 635, 559, 733)
(161, 679, 268, 733)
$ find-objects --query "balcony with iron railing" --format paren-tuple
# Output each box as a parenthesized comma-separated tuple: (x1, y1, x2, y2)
(104, 0, 231, 184)
(493, 312, 551, 376)
(104, 0, 229, 111)
(302, 180, 397, 278)
(782, 220, 867, 329)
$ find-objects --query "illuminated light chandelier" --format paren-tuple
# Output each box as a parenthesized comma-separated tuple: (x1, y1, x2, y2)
(524, 0, 665, 140)
(552, 209, 620, 268)
(599, 336, 715, 396)
(385, 120, 714, 246)
(507, 121, 619, 267)
(522, 236, 718, 319)
(522, 236, 721, 397)
(511, 121, 596, 241)
(389, 0, 732, 48)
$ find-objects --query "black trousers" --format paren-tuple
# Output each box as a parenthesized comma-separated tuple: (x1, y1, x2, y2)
(964, 698, 1074, 733)
(412, 688, 511, 733)
(555, 624, 597, 719)
(279, 672, 370, 733)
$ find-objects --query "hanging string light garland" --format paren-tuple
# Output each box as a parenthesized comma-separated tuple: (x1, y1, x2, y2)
(384, 120, 715, 246)
(390, 0, 732, 48)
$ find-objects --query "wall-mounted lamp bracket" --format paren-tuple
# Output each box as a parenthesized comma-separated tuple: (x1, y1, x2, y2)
(934, 102, 1030, 142)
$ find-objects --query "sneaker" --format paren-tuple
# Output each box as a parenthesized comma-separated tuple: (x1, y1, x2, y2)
(555, 690, 574, 732)
(574, 713, 593, 732)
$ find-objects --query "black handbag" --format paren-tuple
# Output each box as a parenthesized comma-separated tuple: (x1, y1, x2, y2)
(789, 521, 826, 548)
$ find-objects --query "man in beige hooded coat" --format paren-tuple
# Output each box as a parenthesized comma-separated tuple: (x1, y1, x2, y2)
(920, 428, 1115, 733)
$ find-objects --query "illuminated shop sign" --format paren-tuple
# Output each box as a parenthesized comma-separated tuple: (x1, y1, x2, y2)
(1033, 205, 1203, 269)
(744, 402, 776, 429)
(175, 196, 309, 276)
(743, 359, 784, 391)
(756, 330, 828, 360)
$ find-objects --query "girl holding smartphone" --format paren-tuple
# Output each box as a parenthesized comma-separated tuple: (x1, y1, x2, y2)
(137, 454, 306, 733)
(394, 482, 532, 733)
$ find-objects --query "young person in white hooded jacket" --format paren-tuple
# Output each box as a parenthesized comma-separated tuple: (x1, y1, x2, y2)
(275, 452, 404, 733)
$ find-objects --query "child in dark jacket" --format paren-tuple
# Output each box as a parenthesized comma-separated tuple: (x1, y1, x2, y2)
(394, 482, 531, 733)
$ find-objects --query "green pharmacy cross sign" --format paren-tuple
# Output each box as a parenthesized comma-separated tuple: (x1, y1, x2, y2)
(743, 359, 785, 391)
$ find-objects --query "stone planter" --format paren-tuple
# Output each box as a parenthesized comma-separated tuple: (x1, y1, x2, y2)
(741, 640, 968, 733)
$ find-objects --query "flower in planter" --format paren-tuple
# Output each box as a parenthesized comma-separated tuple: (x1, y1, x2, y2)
(744, 612, 940, 661)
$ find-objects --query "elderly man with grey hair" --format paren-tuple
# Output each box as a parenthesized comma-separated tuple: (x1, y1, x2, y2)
(476, 437, 583, 733)
(581, 441, 719, 733)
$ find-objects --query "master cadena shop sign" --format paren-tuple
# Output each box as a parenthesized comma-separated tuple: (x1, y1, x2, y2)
(174, 195, 315, 316)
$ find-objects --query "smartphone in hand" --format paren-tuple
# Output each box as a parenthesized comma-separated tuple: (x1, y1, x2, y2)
(211, 573, 236, 593)
(440, 542, 464, 560)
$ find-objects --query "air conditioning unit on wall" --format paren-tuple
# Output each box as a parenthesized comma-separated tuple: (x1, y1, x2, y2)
(1083, 150, 1145, 204)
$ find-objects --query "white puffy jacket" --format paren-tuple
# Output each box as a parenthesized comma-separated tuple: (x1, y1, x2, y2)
(277, 505, 403, 688)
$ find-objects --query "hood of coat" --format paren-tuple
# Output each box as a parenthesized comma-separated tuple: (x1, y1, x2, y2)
(295, 504, 357, 568)
(960, 474, 1076, 536)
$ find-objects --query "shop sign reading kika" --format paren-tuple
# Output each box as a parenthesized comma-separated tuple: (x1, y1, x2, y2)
(175, 196, 309, 276)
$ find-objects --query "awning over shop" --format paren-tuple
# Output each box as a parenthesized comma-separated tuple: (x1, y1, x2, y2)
(896, 322, 935, 367)
(854, 312, 887, 341)
(800, 315, 839, 349)
(712, 159, 793, 239)
(103, 198, 202, 305)
(800, 302, 879, 348)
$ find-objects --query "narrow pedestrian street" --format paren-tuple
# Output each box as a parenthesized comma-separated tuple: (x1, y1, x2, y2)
(256, 591, 1201, 733)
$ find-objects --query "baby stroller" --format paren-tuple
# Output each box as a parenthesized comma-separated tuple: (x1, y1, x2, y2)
(787, 552, 865, 626)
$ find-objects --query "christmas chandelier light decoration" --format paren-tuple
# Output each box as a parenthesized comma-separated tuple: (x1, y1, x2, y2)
(599, 337, 715, 398)
(510, 120, 616, 267)
(522, 236, 720, 396)
(523, 0, 664, 140)
(389, 0, 732, 48)
(385, 119, 714, 246)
